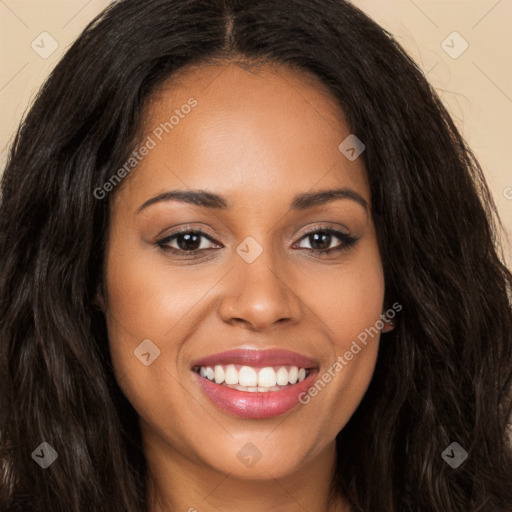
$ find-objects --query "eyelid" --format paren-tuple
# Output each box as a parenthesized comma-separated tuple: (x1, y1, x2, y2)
(157, 222, 351, 244)
(155, 227, 221, 251)
(155, 224, 221, 243)
(296, 223, 351, 239)
(155, 222, 358, 256)
(292, 224, 358, 252)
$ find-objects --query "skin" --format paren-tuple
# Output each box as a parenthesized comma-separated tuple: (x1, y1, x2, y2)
(100, 60, 393, 512)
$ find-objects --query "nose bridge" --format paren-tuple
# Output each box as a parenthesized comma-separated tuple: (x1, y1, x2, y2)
(218, 234, 302, 328)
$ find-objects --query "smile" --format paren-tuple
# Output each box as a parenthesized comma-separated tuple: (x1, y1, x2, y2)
(190, 348, 319, 419)
(193, 364, 310, 391)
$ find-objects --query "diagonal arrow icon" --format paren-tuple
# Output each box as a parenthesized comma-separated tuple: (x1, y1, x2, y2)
(339, 134, 365, 161)
(32, 442, 58, 468)
(236, 236, 263, 263)
(236, 442, 262, 468)
(440, 31, 468, 59)
(441, 441, 468, 468)
(31, 32, 59, 60)
(134, 339, 161, 366)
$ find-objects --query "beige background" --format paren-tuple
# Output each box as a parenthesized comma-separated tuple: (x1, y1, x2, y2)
(1, 0, 511, 266)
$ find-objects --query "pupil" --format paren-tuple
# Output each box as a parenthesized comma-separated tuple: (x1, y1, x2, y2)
(310, 232, 331, 250)
(178, 233, 200, 251)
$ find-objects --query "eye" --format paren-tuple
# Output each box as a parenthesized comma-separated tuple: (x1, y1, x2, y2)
(294, 226, 359, 255)
(155, 225, 359, 257)
(155, 228, 221, 255)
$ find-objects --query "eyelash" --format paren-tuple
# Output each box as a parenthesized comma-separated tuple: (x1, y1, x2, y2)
(155, 225, 359, 257)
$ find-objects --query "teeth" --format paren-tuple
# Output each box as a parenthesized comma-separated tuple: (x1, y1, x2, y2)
(258, 367, 277, 387)
(224, 364, 238, 385)
(214, 365, 225, 384)
(239, 366, 258, 387)
(196, 364, 310, 389)
(276, 367, 289, 385)
(288, 366, 299, 384)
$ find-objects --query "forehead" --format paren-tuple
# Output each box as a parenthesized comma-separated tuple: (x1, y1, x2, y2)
(116, 61, 369, 212)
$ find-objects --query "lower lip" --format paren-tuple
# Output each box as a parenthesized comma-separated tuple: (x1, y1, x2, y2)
(192, 369, 318, 419)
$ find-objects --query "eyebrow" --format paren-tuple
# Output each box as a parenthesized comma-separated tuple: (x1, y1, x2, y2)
(136, 186, 369, 213)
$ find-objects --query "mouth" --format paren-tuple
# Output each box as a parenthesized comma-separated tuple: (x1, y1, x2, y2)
(190, 348, 319, 419)
(192, 364, 312, 391)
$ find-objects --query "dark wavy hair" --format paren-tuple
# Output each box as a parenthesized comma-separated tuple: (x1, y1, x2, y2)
(1, 0, 511, 510)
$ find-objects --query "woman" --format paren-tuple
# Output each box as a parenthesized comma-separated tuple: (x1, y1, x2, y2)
(1, 0, 511, 511)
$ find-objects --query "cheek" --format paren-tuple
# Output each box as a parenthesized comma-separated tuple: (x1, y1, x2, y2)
(300, 245, 385, 346)
(331, 249, 385, 385)
(104, 236, 199, 343)
(296, 246, 385, 433)
(102, 241, 196, 423)
(102, 235, 174, 374)
(331, 265, 385, 343)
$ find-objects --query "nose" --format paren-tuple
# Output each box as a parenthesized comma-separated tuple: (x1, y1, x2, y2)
(218, 245, 303, 331)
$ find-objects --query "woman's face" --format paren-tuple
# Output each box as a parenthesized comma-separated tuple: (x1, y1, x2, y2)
(103, 61, 386, 481)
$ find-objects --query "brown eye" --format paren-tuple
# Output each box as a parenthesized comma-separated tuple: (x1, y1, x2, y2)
(295, 227, 359, 255)
(156, 229, 221, 254)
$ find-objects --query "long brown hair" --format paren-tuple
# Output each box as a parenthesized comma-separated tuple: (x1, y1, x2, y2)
(1, 1, 511, 510)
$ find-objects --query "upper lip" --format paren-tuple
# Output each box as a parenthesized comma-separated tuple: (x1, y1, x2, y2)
(191, 348, 319, 369)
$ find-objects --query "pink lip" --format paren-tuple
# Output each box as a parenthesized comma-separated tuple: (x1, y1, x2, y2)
(190, 348, 320, 419)
(190, 348, 319, 369)
(192, 368, 319, 419)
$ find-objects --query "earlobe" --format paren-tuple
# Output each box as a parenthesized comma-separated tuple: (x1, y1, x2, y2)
(381, 319, 395, 333)
(380, 312, 396, 333)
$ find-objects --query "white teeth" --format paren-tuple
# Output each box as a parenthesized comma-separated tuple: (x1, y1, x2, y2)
(257, 367, 277, 387)
(230, 384, 278, 392)
(214, 365, 225, 384)
(239, 366, 258, 387)
(196, 364, 310, 390)
(224, 364, 238, 385)
(276, 367, 289, 386)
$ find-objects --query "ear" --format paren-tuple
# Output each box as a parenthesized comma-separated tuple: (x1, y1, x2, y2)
(381, 318, 395, 333)
(380, 310, 396, 333)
